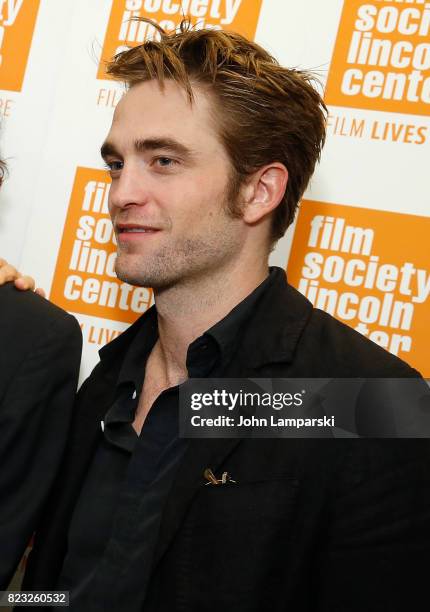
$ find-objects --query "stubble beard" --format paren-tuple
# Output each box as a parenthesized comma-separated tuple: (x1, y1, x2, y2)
(115, 224, 241, 291)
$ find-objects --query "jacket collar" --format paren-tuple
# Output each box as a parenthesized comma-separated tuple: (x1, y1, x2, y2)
(96, 305, 157, 384)
(232, 267, 313, 369)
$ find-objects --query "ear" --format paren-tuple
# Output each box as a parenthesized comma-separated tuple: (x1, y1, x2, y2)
(240, 163, 289, 225)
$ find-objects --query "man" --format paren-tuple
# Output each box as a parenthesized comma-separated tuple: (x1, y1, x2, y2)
(20, 22, 430, 611)
(0, 167, 82, 586)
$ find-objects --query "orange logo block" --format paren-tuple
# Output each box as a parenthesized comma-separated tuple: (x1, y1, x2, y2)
(50, 167, 153, 324)
(325, 0, 430, 116)
(0, 0, 40, 92)
(287, 200, 430, 376)
(97, 0, 263, 80)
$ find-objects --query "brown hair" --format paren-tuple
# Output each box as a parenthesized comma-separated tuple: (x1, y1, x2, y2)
(106, 20, 327, 245)
(0, 157, 6, 187)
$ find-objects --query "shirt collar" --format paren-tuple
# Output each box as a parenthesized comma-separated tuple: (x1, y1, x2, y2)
(187, 268, 276, 374)
(98, 266, 313, 377)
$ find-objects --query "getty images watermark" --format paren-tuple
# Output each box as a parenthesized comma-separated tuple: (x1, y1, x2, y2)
(179, 378, 430, 438)
(189, 387, 334, 429)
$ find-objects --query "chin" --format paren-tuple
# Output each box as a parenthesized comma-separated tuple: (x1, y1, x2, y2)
(115, 257, 171, 289)
(115, 243, 224, 290)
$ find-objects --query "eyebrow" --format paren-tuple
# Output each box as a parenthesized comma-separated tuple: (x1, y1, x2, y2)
(100, 137, 195, 161)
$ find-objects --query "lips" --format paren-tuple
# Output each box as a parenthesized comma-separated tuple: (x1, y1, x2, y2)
(116, 223, 161, 234)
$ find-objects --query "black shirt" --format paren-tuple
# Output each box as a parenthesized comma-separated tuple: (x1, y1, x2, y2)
(57, 269, 276, 610)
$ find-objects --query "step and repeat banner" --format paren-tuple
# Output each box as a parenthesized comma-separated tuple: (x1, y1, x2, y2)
(0, 0, 428, 380)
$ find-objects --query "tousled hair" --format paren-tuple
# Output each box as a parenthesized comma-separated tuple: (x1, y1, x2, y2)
(0, 157, 6, 187)
(106, 19, 327, 245)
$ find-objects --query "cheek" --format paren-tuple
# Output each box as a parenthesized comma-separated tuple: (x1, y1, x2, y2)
(158, 172, 230, 227)
(172, 201, 223, 230)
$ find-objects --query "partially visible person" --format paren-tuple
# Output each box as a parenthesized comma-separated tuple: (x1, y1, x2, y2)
(0, 158, 82, 587)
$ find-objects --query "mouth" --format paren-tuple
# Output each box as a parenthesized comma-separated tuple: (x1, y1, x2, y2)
(116, 223, 161, 239)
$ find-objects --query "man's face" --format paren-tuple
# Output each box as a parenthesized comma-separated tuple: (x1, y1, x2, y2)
(102, 79, 244, 290)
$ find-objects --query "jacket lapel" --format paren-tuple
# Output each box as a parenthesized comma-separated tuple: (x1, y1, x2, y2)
(48, 313, 152, 533)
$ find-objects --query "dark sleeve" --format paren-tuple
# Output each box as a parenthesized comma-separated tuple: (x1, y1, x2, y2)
(0, 311, 82, 588)
(313, 439, 430, 611)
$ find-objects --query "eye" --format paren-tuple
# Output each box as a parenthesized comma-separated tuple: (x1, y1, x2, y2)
(104, 160, 123, 175)
(155, 157, 177, 168)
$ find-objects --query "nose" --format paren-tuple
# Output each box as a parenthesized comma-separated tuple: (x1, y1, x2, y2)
(108, 164, 150, 211)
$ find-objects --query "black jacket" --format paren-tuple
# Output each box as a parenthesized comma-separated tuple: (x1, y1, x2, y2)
(22, 270, 430, 611)
(0, 283, 82, 587)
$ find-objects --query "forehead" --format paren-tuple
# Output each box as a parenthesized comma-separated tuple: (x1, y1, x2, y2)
(107, 79, 221, 150)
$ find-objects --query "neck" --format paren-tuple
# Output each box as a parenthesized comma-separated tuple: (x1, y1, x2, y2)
(153, 258, 269, 378)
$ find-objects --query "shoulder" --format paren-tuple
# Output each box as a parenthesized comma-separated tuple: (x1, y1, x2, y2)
(0, 283, 81, 350)
(295, 298, 418, 377)
(0, 285, 82, 404)
(0, 282, 70, 321)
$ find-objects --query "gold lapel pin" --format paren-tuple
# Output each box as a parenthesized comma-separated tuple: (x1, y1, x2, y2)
(204, 468, 219, 485)
(204, 468, 236, 485)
